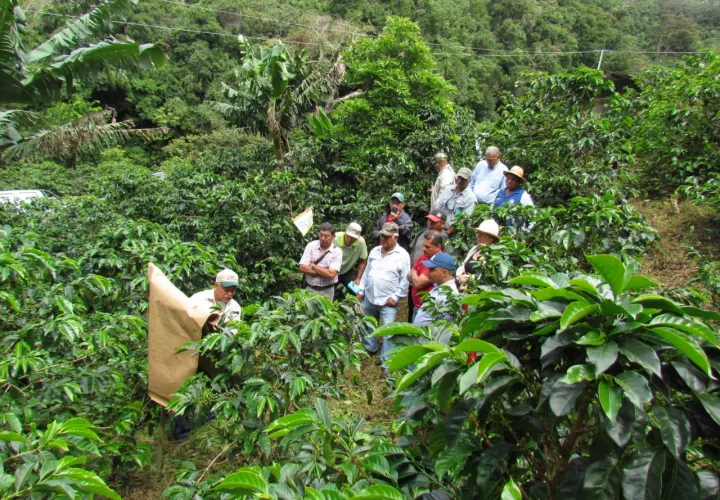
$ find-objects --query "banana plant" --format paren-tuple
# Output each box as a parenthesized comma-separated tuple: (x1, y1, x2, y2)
(374, 254, 720, 499)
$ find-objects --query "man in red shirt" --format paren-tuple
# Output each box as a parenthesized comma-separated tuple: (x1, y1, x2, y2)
(408, 230, 444, 323)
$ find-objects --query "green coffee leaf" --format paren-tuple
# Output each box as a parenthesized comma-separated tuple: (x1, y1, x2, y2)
(598, 380, 622, 425)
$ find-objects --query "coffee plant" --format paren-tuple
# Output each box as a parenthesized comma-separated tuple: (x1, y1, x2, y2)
(373, 254, 720, 498)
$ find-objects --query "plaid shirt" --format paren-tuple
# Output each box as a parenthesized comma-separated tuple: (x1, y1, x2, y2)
(299, 240, 342, 288)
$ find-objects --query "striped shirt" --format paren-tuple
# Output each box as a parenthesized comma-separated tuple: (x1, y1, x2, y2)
(359, 245, 411, 305)
(299, 240, 342, 288)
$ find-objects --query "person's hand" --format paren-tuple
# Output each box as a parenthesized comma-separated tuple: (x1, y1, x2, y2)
(458, 274, 469, 284)
(385, 297, 397, 307)
(353, 278, 361, 286)
(387, 211, 398, 222)
(357, 293, 364, 302)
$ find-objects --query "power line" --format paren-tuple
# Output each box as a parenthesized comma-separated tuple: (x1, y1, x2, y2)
(157, 0, 373, 39)
(25, 9, 329, 46)
(26, 9, 706, 58)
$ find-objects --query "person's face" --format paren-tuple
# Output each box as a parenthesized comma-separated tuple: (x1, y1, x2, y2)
(456, 176, 470, 190)
(389, 198, 405, 213)
(427, 218, 444, 231)
(486, 152, 500, 167)
(344, 234, 357, 246)
(423, 239, 443, 258)
(428, 266, 449, 285)
(214, 283, 236, 303)
(476, 232, 497, 246)
(380, 234, 398, 251)
(434, 159, 447, 171)
(318, 230, 334, 249)
(505, 174, 521, 191)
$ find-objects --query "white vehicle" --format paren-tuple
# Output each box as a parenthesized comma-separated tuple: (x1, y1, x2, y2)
(0, 190, 58, 207)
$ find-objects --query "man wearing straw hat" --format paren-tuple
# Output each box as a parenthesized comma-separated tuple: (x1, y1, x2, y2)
(493, 166, 534, 208)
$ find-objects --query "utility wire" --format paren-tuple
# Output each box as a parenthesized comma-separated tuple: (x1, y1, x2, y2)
(26, 9, 706, 57)
(25, 9, 328, 46)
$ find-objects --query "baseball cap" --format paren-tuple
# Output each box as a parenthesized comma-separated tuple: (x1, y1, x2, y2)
(426, 208, 447, 223)
(422, 252, 457, 271)
(346, 222, 362, 239)
(434, 152, 447, 162)
(379, 222, 399, 237)
(390, 192, 405, 202)
(457, 167, 473, 180)
(216, 268, 239, 287)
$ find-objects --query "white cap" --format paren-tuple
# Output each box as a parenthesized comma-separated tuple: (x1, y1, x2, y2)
(215, 268, 238, 287)
(474, 219, 500, 239)
(346, 222, 362, 239)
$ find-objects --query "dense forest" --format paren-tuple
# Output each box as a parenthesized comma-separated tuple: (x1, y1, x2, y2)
(1, 0, 720, 498)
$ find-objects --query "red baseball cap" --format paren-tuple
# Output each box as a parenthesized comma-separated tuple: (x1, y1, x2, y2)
(425, 208, 447, 223)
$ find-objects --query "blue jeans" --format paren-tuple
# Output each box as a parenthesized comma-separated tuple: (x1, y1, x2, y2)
(361, 297, 398, 364)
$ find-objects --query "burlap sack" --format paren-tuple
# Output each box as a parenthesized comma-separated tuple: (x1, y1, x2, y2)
(147, 263, 218, 407)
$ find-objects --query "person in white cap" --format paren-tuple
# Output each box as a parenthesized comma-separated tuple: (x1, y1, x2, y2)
(431, 152, 455, 209)
(190, 268, 242, 325)
(334, 222, 368, 296)
(434, 167, 477, 234)
(456, 219, 500, 291)
(470, 146, 508, 204)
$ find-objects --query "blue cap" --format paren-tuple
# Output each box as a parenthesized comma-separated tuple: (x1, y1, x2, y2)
(422, 252, 456, 271)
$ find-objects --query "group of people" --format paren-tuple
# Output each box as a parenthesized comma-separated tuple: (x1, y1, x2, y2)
(297, 147, 531, 377)
(168, 147, 530, 439)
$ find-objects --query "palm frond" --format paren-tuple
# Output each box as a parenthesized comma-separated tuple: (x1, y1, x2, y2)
(23, 39, 166, 101)
(0, 109, 37, 148)
(0, 0, 27, 102)
(27, 0, 138, 64)
(1, 109, 168, 162)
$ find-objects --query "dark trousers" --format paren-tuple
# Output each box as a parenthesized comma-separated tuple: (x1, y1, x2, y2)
(407, 291, 415, 322)
(335, 269, 357, 299)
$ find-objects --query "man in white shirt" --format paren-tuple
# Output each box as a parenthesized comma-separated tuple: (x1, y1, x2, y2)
(357, 222, 410, 377)
(431, 152, 455, 209)
(190, 268, 242, 326)
(470, 146, 508, 204)
(413, 253, 459, 327)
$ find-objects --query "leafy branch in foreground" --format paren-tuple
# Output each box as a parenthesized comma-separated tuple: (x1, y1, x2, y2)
(375, 254, 720, 498)
(0, 416, 120, 499)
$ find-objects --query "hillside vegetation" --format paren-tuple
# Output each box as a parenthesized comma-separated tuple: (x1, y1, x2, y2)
(0, 0, 719, 498)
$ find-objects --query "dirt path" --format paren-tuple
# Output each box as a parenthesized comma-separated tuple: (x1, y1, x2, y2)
(633, 198, 718, 293)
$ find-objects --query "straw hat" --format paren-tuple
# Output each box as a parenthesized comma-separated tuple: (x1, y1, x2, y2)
(504, 166, 526, 182)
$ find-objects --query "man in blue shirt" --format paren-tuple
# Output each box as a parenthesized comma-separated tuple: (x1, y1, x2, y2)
(470, 146, 508, 204)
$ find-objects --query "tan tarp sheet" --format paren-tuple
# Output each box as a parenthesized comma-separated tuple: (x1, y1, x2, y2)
(147, 263, 218, 407)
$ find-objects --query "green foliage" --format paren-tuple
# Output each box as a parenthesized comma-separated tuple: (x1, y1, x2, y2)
(212, 37, 338, 161)
(451, 195, 658, 283)
(478, 67, 638, 205)
(628, 54, 720, 195)
(0, 0, 165, 161)
(0, 417, 121, 499)
(375, 255, 720, 498)
(167, 291, 371, 453)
